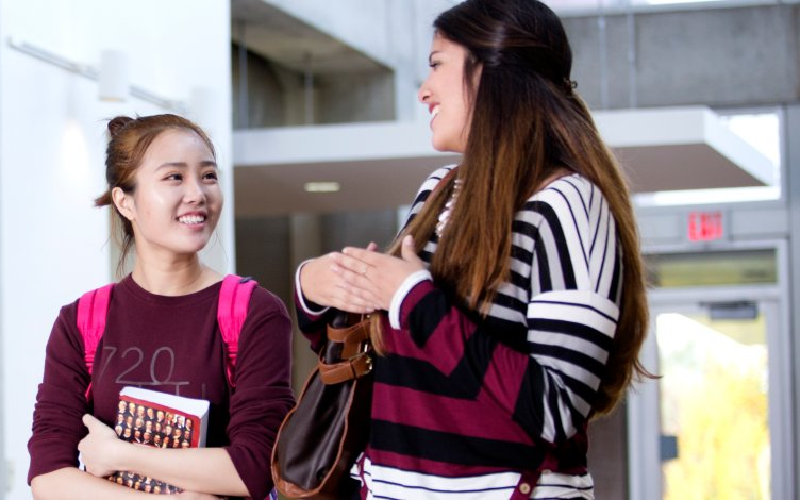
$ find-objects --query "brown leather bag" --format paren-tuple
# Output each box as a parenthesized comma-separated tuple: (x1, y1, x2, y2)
(271, 312, 373, 499)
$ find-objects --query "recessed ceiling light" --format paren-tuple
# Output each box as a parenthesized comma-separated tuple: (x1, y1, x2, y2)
(304, 181, 341, 193)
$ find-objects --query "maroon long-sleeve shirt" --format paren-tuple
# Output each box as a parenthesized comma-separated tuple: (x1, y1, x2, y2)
(28, 276, 294, 499)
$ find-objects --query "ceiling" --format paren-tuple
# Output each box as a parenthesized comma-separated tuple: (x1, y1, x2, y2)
(230, 0, 387, 74)
(232, 107, 775, 218)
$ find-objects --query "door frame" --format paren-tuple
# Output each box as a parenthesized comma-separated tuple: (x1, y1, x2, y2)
(628, 239, 793, 500)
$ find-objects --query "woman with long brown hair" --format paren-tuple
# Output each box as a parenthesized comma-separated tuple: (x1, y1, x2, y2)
(296, 0, 649, 497)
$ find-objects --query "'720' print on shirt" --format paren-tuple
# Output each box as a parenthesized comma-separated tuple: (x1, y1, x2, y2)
(97, 346, 193, 396)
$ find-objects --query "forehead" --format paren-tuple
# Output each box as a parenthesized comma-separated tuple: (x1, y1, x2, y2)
(431, 33, 466, 54)
(140, 129, 214, 165)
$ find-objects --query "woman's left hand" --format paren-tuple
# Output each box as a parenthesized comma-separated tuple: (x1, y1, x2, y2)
(78, 414, 128, 478)
(339, 235, 425, 310)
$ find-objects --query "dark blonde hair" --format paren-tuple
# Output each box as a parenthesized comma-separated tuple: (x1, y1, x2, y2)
(95, 114, 216, 274)
(375, 0, 650, 416)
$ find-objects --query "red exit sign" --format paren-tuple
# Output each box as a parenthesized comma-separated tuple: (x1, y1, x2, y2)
(688, 211, 723, 241)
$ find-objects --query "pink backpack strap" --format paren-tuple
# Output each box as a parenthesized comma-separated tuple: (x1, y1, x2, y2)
(217, 274, 257, 388)
(77, 284, 114, 400)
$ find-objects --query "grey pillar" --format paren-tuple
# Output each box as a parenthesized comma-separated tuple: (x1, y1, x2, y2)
(289, 214, 324, 395)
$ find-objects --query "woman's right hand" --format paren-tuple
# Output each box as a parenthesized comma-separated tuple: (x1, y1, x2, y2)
(79, 414, 129, 478)
(299, 244, 380, 314)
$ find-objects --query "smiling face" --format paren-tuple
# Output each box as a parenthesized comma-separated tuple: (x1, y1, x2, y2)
(112, 129, 221, 260)
(418, 34, 480, 153)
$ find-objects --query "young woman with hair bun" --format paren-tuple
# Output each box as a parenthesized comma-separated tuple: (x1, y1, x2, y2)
(295, 1, 651, 498)
(29, 114, 293, 500)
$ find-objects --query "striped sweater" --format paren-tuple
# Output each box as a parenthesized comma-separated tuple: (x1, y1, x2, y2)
(296, 166, 622, 499)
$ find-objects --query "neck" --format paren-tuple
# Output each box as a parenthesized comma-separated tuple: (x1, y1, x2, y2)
(130, 252, 220, 296)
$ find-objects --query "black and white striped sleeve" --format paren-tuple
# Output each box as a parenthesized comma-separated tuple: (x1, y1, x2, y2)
(521, 177, 622, 442)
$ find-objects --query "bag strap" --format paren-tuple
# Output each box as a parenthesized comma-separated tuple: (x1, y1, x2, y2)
(217, 274, 258, 388)
(77, 284, 115, 400)
(318, 316, 372, 385)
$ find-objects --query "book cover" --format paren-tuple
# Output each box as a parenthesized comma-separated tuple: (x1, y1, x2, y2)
(108, 386, 210, 494)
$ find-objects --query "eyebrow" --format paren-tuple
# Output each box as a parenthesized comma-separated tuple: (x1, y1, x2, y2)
(155, 160, 218, 171)
(428, 50, 443, 64)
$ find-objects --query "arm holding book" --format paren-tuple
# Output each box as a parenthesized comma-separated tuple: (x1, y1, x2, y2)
(28, 309, 226, 500)
(31, 467, 219, 500)
(28, 310, 150, 500)
(80, 415, 247, 496)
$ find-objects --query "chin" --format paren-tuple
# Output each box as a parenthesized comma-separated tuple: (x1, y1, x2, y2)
(176, 238, 212, 255)
(431, 139, 455, 153)
(431, 135, 465, 154)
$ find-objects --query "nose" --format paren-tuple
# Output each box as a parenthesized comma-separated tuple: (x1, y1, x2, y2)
(183, 176, 206, 204)
(417, 81, 431, 104)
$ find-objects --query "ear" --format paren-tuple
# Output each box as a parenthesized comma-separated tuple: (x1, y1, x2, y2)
(111, 186, 135, 221)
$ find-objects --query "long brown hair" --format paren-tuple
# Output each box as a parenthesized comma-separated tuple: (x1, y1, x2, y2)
(375, 0, 650, 416)
(95, 114, 216, 276)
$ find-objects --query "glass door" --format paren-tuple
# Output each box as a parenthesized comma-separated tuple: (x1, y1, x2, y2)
(661, 302, 772, 499)
(629, 294, 791, 499)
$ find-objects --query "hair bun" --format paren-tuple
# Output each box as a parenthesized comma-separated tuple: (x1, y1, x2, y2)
(108, 116, 134, 138)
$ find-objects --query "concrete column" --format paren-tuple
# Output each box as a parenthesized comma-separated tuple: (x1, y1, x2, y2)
(289, 214, 323, 394)
(387, 0, 417, 121)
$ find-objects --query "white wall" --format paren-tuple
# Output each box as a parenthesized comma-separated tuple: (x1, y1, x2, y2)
(0, 1, 232, 498)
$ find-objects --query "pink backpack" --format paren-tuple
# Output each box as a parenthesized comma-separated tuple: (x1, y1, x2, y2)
(77, 274, 258, 400)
